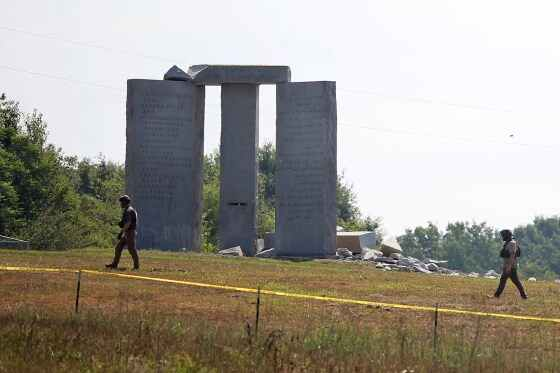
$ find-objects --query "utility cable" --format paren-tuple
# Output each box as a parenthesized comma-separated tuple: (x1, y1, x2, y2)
(0, 25, 179, 63)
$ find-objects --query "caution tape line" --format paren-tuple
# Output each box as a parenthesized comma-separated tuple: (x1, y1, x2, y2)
(2, 265, 560, 324)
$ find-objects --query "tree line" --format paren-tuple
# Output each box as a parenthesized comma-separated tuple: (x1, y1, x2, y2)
(3, 93, 559, 277)
(398, 218, 560, 278)
(0, 93, 378, 252)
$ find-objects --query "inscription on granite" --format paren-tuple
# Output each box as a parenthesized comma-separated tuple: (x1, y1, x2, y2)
(275, 81, 337, 257)
(126, 79, 204, 250)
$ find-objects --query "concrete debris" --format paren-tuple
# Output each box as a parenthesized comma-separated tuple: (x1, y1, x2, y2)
(218, 246, 244, 256)
(248, 237, 534, 280)
(336, 231, 377, 254)
(361, 248, 383, 261)
(255, 248, 277, 258)
(327, 243, 491, 277)
(426, 263, 439, 272)
(256, 239, 265, 253)
(336, 248, 353, 258)
(375, 257, 398, 265)
(485, 270, 500, 277)
(379, 237, 403, 256)
(424, 259, 448, 266)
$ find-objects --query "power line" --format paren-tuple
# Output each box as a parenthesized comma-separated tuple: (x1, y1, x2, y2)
(339, 122, 558, 150)
(0, 25, 179, 64)
(339, 88, 515, 114)
(0, 65, 222, 108)
(1, 63, 557, 150)
(0, 25, 547, 116)
(0, 64, 124, 94)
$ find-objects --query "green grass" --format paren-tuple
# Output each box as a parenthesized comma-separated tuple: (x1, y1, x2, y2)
(1, 248, 560, 372)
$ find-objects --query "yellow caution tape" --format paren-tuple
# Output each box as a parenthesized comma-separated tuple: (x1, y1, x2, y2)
(2, 265, 559, 324)
(0, 266, 78, 274)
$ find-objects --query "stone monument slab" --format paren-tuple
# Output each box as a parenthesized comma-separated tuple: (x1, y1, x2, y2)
(188, 65, 291, 85)
(275, 81, 337, 257)
(126, 79, 205, 250)
(219, 83, 259, 256)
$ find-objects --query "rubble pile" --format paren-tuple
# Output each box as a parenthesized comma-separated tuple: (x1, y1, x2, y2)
(336, 247, 460, 275)
(217, 232, 503, 278)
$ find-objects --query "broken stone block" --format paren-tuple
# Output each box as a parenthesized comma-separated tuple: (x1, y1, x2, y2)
(426, 263, 439, 272)
(485, 270, 500, 277)
(336, 248, 353, 258)
(256, 239, 265, 253)
(361, 248, 383, 261)
(380, 237, 403, 257)
(374, 257, 398, 265)
(163, 65, 191, 81)
(336, 231, 377, 254)
(218, 246, 244, 256)
(255, 248, 277, 258)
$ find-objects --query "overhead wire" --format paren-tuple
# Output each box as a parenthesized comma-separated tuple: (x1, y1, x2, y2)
(0, 64, 124, 94)
(338, 122, 558, 150)
(0, 25, 558, 149)
(0, 25, 179, 64)
(339, 88, 515, 114)
(1, 63, 556, 150)
(0, 24, 538, 116)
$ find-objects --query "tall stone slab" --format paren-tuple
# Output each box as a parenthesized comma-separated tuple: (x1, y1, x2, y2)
(276, 81, 337, 257)
(126, 79, 205, 250)
(219, 84, 259, 256)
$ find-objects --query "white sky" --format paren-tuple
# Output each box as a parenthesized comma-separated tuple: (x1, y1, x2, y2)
(2, 0, 560, 236)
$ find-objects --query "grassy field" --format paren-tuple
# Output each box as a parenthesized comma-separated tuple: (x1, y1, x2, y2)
(1, 248, 560, 372)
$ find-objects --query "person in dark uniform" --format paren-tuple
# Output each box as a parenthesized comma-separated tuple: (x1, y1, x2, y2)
(106, 195, 139, 270)
(493, 229, 527, 299)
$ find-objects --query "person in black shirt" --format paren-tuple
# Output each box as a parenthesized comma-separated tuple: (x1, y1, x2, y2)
(106, 195, 139, 269)
(493, 229, 527, 299)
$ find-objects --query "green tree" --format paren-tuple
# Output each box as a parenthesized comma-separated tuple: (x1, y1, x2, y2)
(398, 222, 441, 259)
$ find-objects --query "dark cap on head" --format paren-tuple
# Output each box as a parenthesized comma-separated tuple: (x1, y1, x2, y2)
(500, 229, 513, 240)
(119, 195, 131, 203)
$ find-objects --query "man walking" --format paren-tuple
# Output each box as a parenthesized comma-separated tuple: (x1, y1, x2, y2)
(494, 229, 527, 299)
(106, 195, 140, 270)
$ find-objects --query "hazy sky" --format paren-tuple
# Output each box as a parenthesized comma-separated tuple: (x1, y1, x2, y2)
(2, 0, 560, 236)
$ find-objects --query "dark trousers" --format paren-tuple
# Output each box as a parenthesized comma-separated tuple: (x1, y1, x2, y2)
(494, 268, 527, 298)
(111, 231, 139, 269)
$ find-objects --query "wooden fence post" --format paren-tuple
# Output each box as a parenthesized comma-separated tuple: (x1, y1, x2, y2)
(75, 271, 82, 314)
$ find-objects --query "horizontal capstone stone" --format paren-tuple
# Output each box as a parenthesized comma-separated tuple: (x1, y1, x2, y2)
(188, 65, 291, 85)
